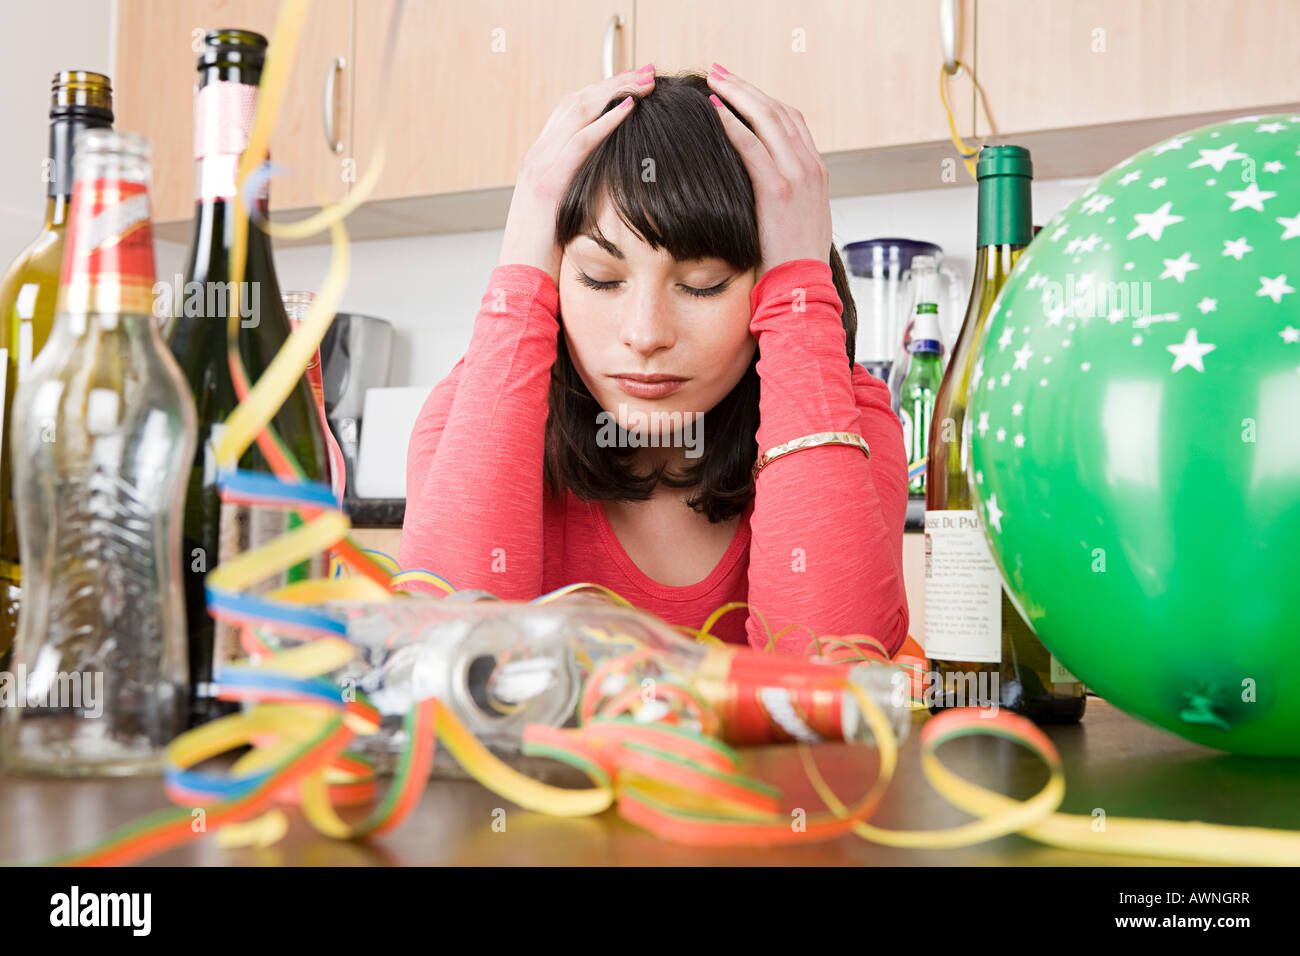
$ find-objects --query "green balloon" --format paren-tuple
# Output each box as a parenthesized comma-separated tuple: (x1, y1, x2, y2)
(968, 113, 1300, 756)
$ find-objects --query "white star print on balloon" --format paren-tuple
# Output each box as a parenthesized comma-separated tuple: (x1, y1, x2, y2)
(985, 495, 1003, 533)
(1160, 253, 1199, 282)
(1188, 142, 1248, 172)
(1277, 213, 1300, 240)
(1226, 182, 1277, 211)
(1128, 202, 1184, 241)
(1222, 237, 1253, 259)
(1153, 135, 1191, 154)
(1166, 328, 1217, 373)
(1258, 274, 1295, 303)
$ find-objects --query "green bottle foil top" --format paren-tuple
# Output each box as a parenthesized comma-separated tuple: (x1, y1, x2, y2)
(976, 145, 1034, 249)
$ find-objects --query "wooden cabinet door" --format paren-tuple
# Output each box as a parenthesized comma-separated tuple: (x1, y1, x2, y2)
(631, 0, 975, 153)
(115, 0, 353, 224)
(352, 0, 636, 201)
(975, 0, 1300, 136)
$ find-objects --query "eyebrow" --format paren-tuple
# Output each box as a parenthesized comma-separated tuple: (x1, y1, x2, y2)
(579, 232, 726, 269)
(581, 231, 624, 260)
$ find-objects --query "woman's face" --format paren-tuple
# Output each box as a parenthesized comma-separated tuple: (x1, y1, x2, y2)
(559, 200, 757, 442)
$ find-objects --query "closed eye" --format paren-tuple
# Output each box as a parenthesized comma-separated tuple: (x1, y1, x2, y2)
(573, 269, 731, 298)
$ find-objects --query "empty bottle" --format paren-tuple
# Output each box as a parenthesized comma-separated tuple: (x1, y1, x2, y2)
(1, 129, 196, 776)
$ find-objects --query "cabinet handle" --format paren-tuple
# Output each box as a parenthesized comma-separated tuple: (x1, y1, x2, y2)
(323, 55, 346, 154)
(940, 0, 961, 75)
(601, 13, 625, 79)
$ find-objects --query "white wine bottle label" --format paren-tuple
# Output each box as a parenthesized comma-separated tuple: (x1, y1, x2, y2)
(1050, 654, 1080, 684)
(923, 509, 1003, 662)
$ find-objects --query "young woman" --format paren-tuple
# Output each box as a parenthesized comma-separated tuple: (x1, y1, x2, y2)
(398, 64, 909, 656)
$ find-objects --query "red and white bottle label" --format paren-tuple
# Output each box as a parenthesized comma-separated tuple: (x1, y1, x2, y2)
(59, 178, 156, 316)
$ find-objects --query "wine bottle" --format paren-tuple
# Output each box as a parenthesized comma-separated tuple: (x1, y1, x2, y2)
(0, 71, 113, 670)
(3, 129, 195, 775)
(924, 145, 1085, 723)
(163, 29, 329, 727)
(899, 255, 944, 497)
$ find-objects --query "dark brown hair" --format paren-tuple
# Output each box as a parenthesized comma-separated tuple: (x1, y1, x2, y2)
(544, 71, 857, 522)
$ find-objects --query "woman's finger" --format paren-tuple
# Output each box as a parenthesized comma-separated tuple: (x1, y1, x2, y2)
(708, 90, 781, 187)
(540, 65, 654, 142)
(779, 102, 820, 164)
(706, 67, 807, 178)
(563, 91, 638, 160)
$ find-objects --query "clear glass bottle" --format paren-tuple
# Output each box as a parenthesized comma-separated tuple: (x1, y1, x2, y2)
(1, 129, 197, 776)
(324, 597, 913, 772)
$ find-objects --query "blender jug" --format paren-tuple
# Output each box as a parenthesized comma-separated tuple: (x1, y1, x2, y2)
(842, 239, 962, 407)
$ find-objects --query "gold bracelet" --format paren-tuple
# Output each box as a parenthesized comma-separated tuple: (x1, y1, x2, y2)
(751, 431, 870, 481)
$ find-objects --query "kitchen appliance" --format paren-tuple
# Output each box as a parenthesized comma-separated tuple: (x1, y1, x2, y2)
(842, 238, 963, 385)
(320, 312, 394, 496)
(354, 386, 434, 499)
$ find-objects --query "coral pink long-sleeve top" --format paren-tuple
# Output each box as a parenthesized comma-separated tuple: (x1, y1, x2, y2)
(397, 258, 910, 656)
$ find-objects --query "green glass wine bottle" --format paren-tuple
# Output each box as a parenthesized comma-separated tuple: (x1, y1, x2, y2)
(924, 145, 1085, 723)
(0, 72, 114, 670)
(163, 30, 329, 727)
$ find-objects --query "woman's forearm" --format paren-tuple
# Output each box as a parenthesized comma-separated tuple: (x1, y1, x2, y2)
(397, 263, 560, 599)
(744, 259, 911, 655)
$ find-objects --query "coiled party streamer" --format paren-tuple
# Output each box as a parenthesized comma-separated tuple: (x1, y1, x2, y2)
(22, 0, 1300, 867)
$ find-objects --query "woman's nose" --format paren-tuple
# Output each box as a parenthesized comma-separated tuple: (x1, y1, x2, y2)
(619, 295, 678, 356)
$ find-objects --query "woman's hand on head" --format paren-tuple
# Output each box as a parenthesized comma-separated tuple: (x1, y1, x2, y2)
(497, 64, 656, 284)
(705, 65, 832, 282)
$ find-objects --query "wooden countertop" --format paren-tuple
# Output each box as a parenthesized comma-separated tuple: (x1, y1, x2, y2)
(2, 699, 1295, 866)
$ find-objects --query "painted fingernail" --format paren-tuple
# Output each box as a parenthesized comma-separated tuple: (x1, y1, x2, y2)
(712, 63, 729, 76)
(620, 95, 634, 109)
(637, 73, 654, 86)
(637, 62, 655, 73)
(709, 94, 724, 109)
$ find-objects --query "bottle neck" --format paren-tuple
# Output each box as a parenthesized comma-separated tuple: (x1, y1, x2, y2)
(910, 301, 942, 348)
(193, 80, 266, 209)
(43, 195, 69, 229)
(976, 172, 1033, 248)
(48, 114, 112, 211)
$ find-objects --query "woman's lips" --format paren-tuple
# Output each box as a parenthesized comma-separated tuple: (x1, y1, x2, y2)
(610, 375, 687, 399)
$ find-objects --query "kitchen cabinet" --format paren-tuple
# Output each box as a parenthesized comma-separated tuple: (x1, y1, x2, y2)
(632, 0, 975, 152)
(111, 0, 1300, 242)
(975, 0, 1300, 136)
(115, 0, 354, 225)
(352, 0, 635, 202)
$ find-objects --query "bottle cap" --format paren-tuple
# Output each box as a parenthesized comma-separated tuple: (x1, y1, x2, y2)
(976, 145, 1033, 180)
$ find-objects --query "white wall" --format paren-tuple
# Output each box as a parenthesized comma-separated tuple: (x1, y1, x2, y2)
(0, 0, 115, 265)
